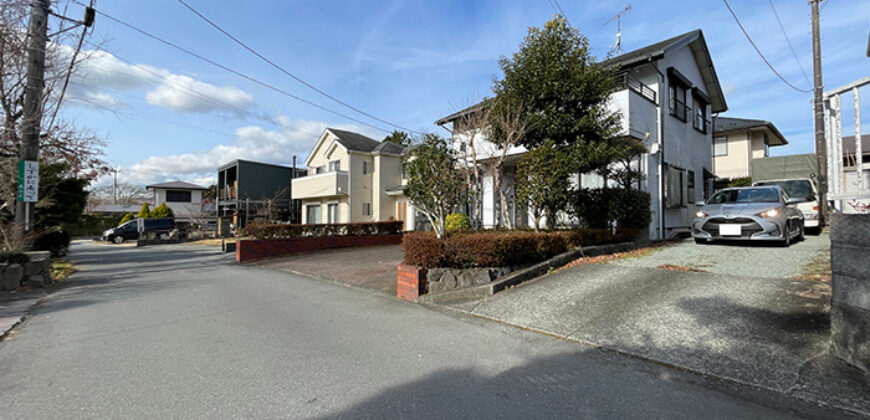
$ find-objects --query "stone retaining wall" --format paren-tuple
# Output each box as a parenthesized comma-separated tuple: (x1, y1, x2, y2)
(0, 251, 52, 291)
(830, 213, 870, 372)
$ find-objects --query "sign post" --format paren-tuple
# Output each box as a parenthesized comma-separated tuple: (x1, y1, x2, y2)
(17, 160, 39, 232)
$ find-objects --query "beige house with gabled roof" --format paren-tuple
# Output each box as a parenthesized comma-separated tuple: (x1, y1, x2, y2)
(291, 128, 421, 230)
(712, 117, 789, 179)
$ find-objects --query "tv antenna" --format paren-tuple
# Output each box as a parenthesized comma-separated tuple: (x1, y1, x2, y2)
(605, 4, 631, 55)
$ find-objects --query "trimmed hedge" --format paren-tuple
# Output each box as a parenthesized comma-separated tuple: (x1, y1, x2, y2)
(245, 221, 403, 240)
(403, 229, 636, 268)
(574, 188, 652, 230)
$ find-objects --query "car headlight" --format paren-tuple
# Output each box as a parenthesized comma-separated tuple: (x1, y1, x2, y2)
(695, 210, 707, 218)
(757, 208, 780, 218)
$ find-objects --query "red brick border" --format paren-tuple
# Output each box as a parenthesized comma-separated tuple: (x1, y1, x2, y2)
(397, 263, 426, 302)
(235, 234, 403, 262)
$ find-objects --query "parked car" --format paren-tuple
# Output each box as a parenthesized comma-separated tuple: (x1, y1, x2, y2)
(752, 178, 821, 233)
(692, 186, 805, 246)
(102, 218, 176, 244)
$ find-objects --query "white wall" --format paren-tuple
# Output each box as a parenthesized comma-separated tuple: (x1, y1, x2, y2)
(153, 189, 203, 219)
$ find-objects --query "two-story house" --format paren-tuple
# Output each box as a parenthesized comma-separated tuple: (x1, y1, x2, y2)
(291, 128, 421, 231)
(436, 29, 728, 240)
(145, 181, 209, 220)
(711, 116, 789, 179)
(217, 159, 306, 231)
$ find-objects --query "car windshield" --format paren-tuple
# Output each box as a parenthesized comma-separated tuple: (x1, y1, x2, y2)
(708, 188, 780, 204)
(755, 180, 813, 199)
(118, 221, 135, 229)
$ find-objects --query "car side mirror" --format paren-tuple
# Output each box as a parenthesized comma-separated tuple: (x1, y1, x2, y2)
(694, 201, 706, 206)
(786, 197, 802, 204)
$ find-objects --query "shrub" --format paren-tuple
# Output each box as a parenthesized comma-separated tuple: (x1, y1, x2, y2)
(150, 202, 174, 218)
(573, 188, 652, 230)
(0, 252, 30, 264)
(137, 203, 151, 219)
(119, 212, 135, 224)
(445, 213, 470, 234)
(245, 221, 403, 240)
(402, 228, 636, 268)
(33, 230, 72, 257)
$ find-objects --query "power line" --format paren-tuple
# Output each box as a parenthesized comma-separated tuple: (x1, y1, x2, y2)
(547, 0, 572, 27)
(47, 0, 95, 132)
(175, 0, 420, 135)
(71, 1, 394, 134)
(722, 0, 812, 93)
(768, 0, 812, 88)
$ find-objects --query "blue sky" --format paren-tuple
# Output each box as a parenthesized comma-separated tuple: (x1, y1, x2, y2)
(57, 0, 869, 187)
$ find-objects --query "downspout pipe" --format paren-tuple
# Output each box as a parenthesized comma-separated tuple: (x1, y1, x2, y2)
(646, 60, 667, 241)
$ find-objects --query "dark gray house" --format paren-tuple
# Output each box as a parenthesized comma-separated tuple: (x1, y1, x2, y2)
(217, 159, 306, 232)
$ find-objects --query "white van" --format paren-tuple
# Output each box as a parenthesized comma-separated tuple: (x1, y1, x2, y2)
(753, 178, 821, 232)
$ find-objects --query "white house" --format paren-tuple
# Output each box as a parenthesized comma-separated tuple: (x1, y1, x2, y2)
(436, 29, 728, 240)
(145, 181, 209, 220)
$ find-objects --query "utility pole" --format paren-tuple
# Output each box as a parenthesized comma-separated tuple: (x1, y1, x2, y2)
(810, 0, 829, 220)
(15, 0, 51, 239)
(112, 168, 119, 204)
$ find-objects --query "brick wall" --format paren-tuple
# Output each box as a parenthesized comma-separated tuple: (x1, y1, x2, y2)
(235, 234, 403, 262)
(397, 263, 426, 302)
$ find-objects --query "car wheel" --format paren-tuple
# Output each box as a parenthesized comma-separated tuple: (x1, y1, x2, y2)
(112, 235, 124, 244)
(159, 232, 171, 240)
(781, 222, 792, 247)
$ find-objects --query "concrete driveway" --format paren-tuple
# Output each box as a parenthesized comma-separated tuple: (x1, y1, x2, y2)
(253, 245, 403, 295)
(447, 233, 870, 414)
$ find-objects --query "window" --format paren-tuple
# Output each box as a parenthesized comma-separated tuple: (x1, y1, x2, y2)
(693, 99, 707, 133)
(306, 205, 321, 224)
(763, 134, 770, 157)
(327, 203, 338, 223)
(667, 68, 690, 122)
(315, 166, 325, 174)
(664, 165, 685, 209)
(362, 202, 371, 216)
(362, 161, 371, 175)
(328, 160, 340, 172)
(165, 190, 191, 202)
(402, 163, 408, 180)
(687, 170, 695, 204)
(713, 137, 728, 157)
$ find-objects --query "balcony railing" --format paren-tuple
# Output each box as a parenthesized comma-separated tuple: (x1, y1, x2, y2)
(617, 73, 657, 104)
(291, 171, 349, 200)
(220, 185, 237, 200)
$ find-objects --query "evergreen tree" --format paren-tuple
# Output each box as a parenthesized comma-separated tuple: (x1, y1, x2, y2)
(136, 203, 151, 219)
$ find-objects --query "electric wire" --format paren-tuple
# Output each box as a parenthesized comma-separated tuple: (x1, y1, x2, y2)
(71, 1, 394, 134)
(47, 0, 95, 132)
(722, 0, 812, 93)
(175, 0, 420, 135)
(767, 0, 812, 88)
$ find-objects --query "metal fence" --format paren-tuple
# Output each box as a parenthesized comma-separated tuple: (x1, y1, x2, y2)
(825, 76, 870, 213)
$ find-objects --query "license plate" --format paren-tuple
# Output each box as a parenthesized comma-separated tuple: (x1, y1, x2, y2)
(719, 224, 741, 236)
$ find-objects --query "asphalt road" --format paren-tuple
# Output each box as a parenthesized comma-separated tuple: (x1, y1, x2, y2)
(0, 241, 854, 419)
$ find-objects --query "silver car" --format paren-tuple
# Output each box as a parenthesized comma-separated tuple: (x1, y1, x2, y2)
(692, 186, 805, 246)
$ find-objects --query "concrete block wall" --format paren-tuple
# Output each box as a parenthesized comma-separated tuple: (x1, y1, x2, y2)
(830, 213, 870, 372)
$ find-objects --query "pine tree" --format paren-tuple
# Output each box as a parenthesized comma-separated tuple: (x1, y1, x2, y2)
(150, 202, 174, 218)
(136, 203, 151, 219)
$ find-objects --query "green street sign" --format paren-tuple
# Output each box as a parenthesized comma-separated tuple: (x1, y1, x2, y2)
(17, 160, 39, 203)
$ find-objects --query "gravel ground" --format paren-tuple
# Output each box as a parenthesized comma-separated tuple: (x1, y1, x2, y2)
(611, 232, 830, 279)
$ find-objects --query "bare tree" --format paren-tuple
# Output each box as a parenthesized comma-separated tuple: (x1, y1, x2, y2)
(483, 98, 531, 229)
(86, 182, 150, 210)
(1, 0, 107, 207)
(252, 186, 290, 224)
(449, 100, 491, 229)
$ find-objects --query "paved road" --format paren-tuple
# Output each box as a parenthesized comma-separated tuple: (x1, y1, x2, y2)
(0, 241, 853, 418)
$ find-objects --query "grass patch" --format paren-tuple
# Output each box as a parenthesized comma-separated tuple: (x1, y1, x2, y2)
(51, 259, 76, 282)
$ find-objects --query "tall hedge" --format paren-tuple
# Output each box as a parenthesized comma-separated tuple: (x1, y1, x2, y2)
(573, 188, 651, 230)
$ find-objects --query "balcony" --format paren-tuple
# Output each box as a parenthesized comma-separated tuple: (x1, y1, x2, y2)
(292, 171, 349, 200)
(616, 73, 657, 104)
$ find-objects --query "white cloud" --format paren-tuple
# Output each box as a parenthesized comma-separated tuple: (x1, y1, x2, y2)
(105, 118, 380, 187)
(63, 47, 254, 115)
(144, 74, 253, 113)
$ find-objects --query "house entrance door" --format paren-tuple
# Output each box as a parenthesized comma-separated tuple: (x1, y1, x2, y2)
(396, 201, 407, 230)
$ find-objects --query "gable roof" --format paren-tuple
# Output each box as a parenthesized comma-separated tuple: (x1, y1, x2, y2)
(373, 141, 406, 154)
(145, 181, 209, 191)
(437, 29, 727, 125)
(327, 128, 381, 152)
(603, 29, 726, 113)
(713, 116, 788, 146)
